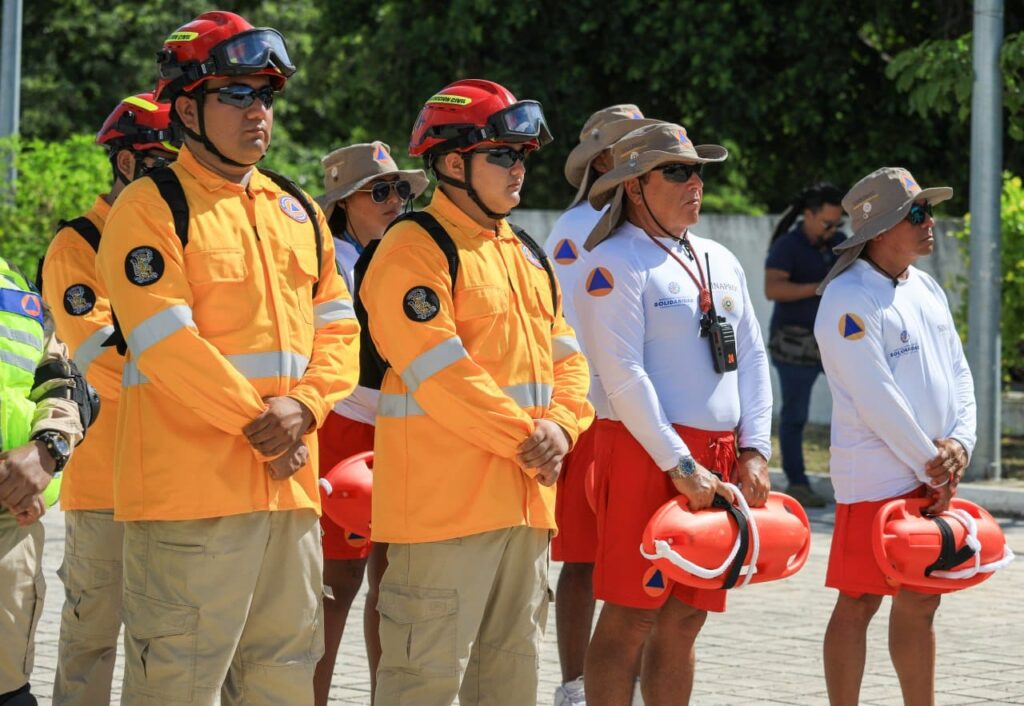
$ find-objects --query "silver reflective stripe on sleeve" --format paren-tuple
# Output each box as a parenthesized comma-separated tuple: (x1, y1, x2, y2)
(552, 335, 581, 362)
(122, 360, 149, 387)
(73, 325, 115, 375)
(126, 305, 194, 357)
(224, 351, 309, 380)
(377, 381, 552, 419)
(0, 349, 38, 374)
(314, 299, 356, 329)
(0, 325, 43, 351)
(400, 337, 468, 392)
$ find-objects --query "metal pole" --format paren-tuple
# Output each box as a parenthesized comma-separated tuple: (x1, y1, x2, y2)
(966, 0, 1004, 480)
(0, 0, 23, 189)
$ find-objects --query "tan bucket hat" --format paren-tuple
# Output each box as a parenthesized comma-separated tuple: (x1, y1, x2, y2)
(564, 104, 661, 208)
(817, 167, 952, 293)
(583, 122, 727, 251)
(319, 141, 429, 222)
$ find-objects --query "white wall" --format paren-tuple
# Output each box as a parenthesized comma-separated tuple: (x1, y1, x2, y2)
(515, 209, 966, 425)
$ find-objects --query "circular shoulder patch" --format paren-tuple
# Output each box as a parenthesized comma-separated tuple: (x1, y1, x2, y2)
(521, 244, 544, 269)
(403, 286, 440, 322)
(838, 312, 866, 340)
(553, 238, 579, 265)
(124, 247, 164, 286)
(585, 267, 615, 297)
(279, 195, 309, 223)
(63, 284, 96, 316)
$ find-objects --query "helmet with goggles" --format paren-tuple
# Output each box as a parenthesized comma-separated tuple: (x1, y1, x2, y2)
(97, 92, 180, 154)
(154, 11, 295, 102)
(409, 79, 552, 159)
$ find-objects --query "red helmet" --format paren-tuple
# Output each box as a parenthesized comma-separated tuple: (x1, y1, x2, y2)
(96, 92, 180, 154)
(154, 11, 296, 102)
(409, 78, 552, 158)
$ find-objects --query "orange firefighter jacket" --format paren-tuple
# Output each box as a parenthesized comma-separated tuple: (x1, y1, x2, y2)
(41, 195, 120, 509)
(96, 147, 360, 521)
(361, 188, 594, 543)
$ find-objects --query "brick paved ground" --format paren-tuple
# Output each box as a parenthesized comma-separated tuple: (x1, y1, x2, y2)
(26, 506, 1024, 705)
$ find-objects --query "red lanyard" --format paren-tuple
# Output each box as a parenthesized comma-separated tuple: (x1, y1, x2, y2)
(645, 232, 712, 313)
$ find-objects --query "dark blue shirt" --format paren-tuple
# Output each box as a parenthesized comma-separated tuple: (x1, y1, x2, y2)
(765, 223, 847, 332)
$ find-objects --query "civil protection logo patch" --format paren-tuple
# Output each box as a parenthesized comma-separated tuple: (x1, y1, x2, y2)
(642, 566, 667, 597)
(345, 531, 368, 548)
(553, 239, 579, 265)
(838, 313, 866, 340)
(279, 195, 309, 223)
(63, 284, 96, 316)
(585, 267, 614, 297)
(521, 244, 544, 269)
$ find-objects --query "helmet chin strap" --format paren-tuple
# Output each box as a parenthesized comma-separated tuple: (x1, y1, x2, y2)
(432, 152, 509, 220)
(181, 85, 264, 169)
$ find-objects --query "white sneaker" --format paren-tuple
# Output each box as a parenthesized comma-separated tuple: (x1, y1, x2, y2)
(631, 677, 644, 706)
(554, 676, 587, 706)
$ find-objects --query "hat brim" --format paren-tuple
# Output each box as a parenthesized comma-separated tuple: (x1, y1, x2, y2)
(588, 144, 728, 211)
(565, 117, 663, 206)
(583, 186, 626, 252)
(836, 186, 953, 252)
(321, 169, 430, 223)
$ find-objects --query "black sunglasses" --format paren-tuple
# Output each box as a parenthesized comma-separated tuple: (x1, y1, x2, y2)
(212, 84, 277, 109)
(356, 179, 413, 203)
(473, 146, 530, 168)
(656, 162, 704, 183)
(136, 153, 175, 177)
(906, 201, 934, 226)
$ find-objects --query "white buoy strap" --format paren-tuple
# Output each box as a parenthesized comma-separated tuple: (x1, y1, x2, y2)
(929, 508, 1017, 580)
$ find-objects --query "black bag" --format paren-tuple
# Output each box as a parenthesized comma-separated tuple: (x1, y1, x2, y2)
(768, 324, 821, 367)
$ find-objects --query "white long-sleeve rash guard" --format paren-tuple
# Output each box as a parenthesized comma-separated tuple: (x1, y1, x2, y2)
(573, 221, 773, 472)
(814, 259, 977, 503)
(545, 203, 611, 419)
(331, 235, 379, 426)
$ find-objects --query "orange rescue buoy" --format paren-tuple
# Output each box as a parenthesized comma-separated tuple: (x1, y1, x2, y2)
(872, 497, 1014, 592)
(319, 451, 373, 537)
(640, 486, 811, 590)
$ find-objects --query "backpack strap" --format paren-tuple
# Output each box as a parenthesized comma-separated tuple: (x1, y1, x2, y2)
(393, 211, 460, 289)
(146, 167, 190, 250)
(260, 168, 325, 297)
(36, 216, 103, 291)
(509, 222, 559, 322)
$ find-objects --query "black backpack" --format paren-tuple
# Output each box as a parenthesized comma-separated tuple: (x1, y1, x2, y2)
(352, 211, 557, 390)
(35, 216, 103, 292)
(103, 166, 323, 354)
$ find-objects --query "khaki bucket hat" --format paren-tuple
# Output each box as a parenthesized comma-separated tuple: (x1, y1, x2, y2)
(584, 122, 727, 251)
(564, 104, 661, 208)
(319, 141, 429, 223)
(817, 167, 952, 293)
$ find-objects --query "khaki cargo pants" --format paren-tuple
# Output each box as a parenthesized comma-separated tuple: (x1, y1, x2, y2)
(375, 526, 550, 706)
(119, 509, 324, 706)
(53, 509, 124, 706)
(0, 514, 45, 695)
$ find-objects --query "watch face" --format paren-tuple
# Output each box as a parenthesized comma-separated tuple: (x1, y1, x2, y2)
(52, 435, 71, 456)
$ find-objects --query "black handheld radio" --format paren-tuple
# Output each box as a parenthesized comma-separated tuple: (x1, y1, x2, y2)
(699, 252, 738, 373)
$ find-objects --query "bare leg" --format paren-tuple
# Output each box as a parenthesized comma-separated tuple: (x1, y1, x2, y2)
(585, 604, 657, 706)
(640, 598, 708, 706)
(890, 590, 941, 706)
(823, 592, 883, 706)
(313, 557, 367, 706)
(556, 562, 596, 683)
(365, 542, 388, 702)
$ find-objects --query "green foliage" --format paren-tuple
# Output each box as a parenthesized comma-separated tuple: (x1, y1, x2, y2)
(952, 172, 1024, 382)
(0, 134, 109, 274)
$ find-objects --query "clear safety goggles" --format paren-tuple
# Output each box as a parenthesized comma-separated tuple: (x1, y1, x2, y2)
(160, 28, 296, 84)
(429, 100, 553, 152)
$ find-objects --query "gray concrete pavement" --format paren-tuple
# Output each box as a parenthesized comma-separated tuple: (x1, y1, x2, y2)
(25, 505, 1024, 705)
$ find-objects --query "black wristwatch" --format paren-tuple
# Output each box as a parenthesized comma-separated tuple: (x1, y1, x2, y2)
(738, 446, 766, 461)
(32, 430, 72, 474)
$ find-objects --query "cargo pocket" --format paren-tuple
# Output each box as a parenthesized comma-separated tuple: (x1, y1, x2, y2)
(454, 285, 509, 364)
(377, 584, 459, 677)
(57, 553, 121, 638)
(123, 590, 199, 700)
(184, 248, 254, 336)
(22, 571, 45, 674)
(290, 244, 320, 324)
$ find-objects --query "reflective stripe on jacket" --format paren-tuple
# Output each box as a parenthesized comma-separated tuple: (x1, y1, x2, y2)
(41, 196, 120, 509)
(361, 188, 593, 543)
(97, 147, 360, 521)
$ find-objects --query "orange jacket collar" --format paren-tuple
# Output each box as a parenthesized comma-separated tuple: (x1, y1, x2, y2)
(175, 145, 275, 195)
(430, 186, 514, 241)
(88, 194, 112, 229)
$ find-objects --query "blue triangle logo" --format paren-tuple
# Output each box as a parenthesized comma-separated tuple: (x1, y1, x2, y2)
(843, 316, 862, 338)
(348, 532, 365, 540)
(646, 570, 665, 589)
(588, 268, 612, 292)
(555, 239, 577, 262)
(374, 145, 388, 161)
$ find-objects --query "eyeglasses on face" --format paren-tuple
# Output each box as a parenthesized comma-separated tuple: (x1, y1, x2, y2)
(473, 146, 531, 168)
(656, 162, 703, 183)
(212, 84, 277, 109)
(356, 179, 413, 203)
(906, 201, 934, 226)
